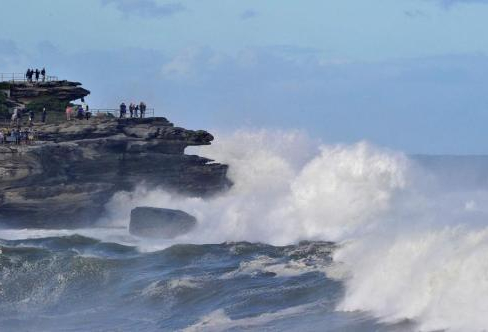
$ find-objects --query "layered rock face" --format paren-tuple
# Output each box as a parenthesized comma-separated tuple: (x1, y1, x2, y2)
(0, 117, 230, 228)
(9, 80, 90, 105)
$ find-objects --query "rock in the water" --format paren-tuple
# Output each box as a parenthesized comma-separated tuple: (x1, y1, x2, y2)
(129, 207, 197, 238)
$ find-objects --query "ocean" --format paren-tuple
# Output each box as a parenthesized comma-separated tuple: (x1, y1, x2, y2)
(1, 130, 488, 331)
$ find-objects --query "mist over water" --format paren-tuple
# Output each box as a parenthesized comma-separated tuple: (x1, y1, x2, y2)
(2, 129, 488, 331)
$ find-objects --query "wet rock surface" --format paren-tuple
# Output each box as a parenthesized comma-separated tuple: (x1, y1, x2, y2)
(129, 207, 197, 238)
(0, 117, 230, 228)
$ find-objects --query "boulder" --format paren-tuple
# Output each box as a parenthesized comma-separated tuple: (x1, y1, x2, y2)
(129, 207, 197, 238)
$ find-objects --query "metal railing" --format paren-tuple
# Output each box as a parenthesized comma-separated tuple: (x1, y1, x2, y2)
(0, 108, 156, 129)
(0, 73, 58, 83)
(90, 108, 155, 118)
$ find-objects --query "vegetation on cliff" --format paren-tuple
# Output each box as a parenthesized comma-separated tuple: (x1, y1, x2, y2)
(0, 91, 9, 118)
(25, 96, 70, 121)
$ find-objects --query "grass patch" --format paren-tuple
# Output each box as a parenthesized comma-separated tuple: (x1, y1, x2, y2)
(0, 82, 11, 90)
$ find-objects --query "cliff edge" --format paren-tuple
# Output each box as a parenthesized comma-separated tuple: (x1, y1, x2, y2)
(0, 117, 231, 228)
(0, 80, 90, 111)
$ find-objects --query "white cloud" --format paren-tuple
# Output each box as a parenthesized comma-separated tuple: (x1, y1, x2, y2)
(101, 0, 186, 18)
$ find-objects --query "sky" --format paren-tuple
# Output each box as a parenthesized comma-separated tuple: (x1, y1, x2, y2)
(1, 0, 488, 154)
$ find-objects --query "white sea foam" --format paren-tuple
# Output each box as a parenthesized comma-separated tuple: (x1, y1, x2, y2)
(75, 129, 488, 330)
(141, 277, 201, 298)
(221, 255, 327, 279)
(103, 130, 407, 245)
(182, 304, 314, 332)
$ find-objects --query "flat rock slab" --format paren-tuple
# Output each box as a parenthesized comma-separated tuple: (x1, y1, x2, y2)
(129, 207, 197, 239)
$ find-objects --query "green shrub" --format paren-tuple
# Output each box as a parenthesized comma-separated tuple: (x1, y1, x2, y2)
(0, 82, 11, 90)
(0, 92, 10, 119)
(26, 97, 69, 113)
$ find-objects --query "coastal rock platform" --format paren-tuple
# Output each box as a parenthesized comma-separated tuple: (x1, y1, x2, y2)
(0, 117, 230, 228)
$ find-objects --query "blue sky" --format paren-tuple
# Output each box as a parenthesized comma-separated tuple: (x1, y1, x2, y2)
(1, 0, 488, 153)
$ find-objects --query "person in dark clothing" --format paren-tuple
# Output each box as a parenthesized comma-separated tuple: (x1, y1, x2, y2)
(41, 107, 47, 123)
(129, 103, 134, 118)
(41, 68, 46, 82)
(14, 129, 20, 145)
(119, 102, 127, 118)
(139, 102, 146, 118)
(29, 110, 35, 126)
(34, 69, 40, 82)
(134, 104, 139, 118)
(16, 109, 22, 127)
(77, 106, 84, 120)
(26, 69, 30, 82)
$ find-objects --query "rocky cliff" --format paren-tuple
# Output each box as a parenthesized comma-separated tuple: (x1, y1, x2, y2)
(0, 117, 230, 228)
(7, 80, 90, 105)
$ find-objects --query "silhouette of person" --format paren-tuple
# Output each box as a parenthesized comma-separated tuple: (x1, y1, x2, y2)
(42, 107, 47, 123)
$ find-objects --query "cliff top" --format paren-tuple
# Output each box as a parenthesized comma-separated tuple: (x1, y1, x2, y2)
(0, 80, 90, 119)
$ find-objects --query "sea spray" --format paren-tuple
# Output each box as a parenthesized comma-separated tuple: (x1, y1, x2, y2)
(100, 129, 488, 331)
(103, 130, 407, 244)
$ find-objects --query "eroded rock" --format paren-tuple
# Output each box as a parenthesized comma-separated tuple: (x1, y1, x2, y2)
(129, 207, 197, 238)
(0, 117, 231, 228)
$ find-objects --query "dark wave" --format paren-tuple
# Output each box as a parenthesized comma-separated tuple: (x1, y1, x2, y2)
(0, 235, 411, 331)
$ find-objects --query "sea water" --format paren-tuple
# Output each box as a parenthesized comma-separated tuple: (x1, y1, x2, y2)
(1, 130, 488, 331)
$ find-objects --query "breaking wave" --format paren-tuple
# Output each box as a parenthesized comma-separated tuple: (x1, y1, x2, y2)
(101, 129, 488, 331)
(3, 129, 488, 331)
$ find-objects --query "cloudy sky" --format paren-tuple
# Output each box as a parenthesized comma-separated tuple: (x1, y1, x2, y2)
(1, 0, 488, 153)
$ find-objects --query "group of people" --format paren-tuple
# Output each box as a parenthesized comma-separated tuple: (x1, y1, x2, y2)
(11, 108, 47, 127)
(25, 68, 46, 83)
(119, 102, 147, 118)
(0, 127, 37, 145)
(2, 106, 41, 145)
(65, 98, 91, 121)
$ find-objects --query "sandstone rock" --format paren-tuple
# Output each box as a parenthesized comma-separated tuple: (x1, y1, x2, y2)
(129, 207, 197, 238)
(9, 80, 90, 104)
(0, 117, 231, 228)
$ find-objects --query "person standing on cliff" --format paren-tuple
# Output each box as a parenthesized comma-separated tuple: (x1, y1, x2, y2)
(119, 102, 127, 118)
(81, 98, 88, 115)
(16, 108, 23, 127)
(28, 110, 35, 126)
(66, 105, 72, 121)
(41, 68, 46, 82)
(129, 103, 134, 118)
(25, 69, 30, 82)
(42, 107, 47, 123)
(11, 108, 17, 126)
(34, 69, 40, 82)
(134, 104, 139, 118)
(26, 69, 33, 83)
(139, 101, 146, 118)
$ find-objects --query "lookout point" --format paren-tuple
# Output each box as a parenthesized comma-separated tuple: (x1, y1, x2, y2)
(0, 71, 230, 228)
